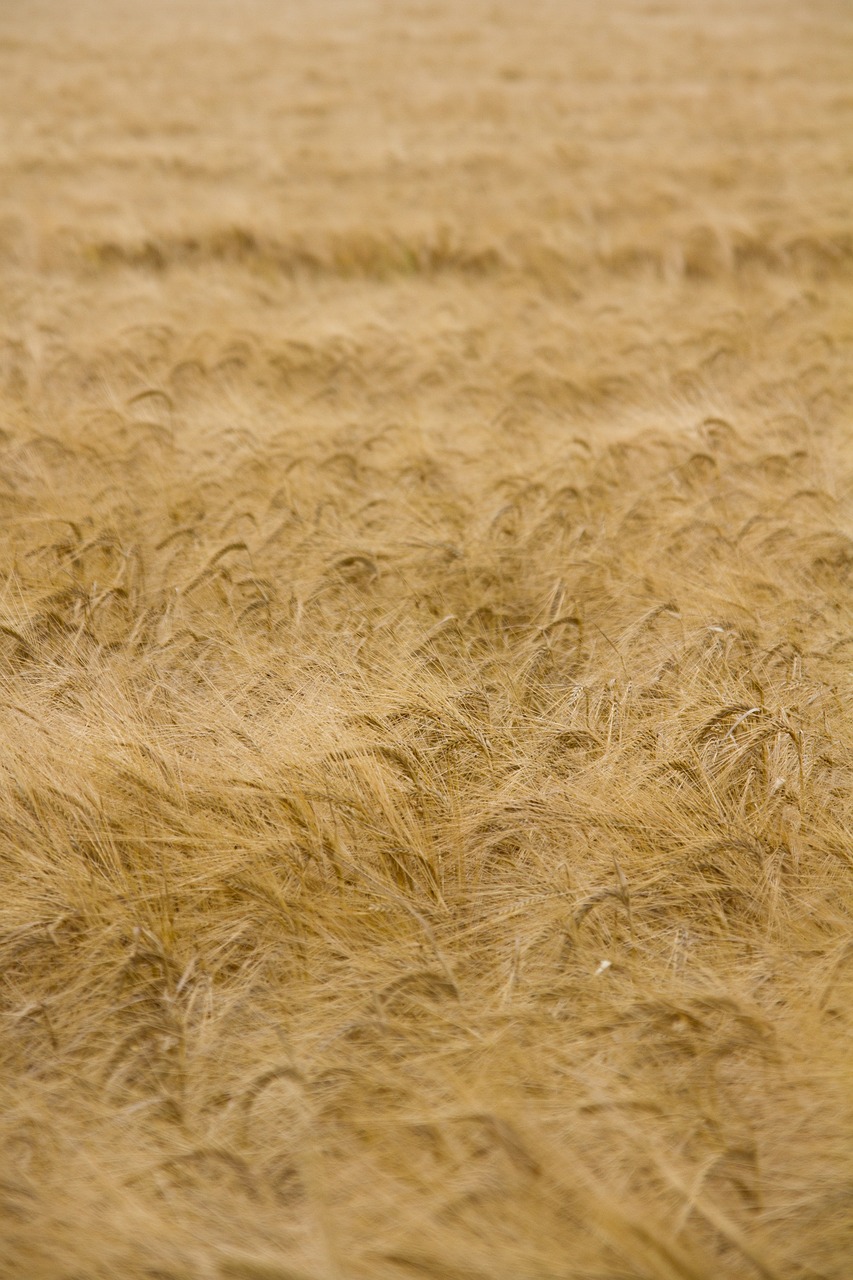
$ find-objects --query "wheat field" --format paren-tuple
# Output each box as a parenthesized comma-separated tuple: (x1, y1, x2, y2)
(1, 1, 852, 1277)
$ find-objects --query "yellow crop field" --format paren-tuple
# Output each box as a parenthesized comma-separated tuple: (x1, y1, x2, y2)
(1, 1, 852, 1276)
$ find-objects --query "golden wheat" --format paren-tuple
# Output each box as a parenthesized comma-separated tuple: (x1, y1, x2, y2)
(1, 1, 852, 1277)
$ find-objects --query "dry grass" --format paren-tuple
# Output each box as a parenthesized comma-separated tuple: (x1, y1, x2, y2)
(1, 1, 852, 1276)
